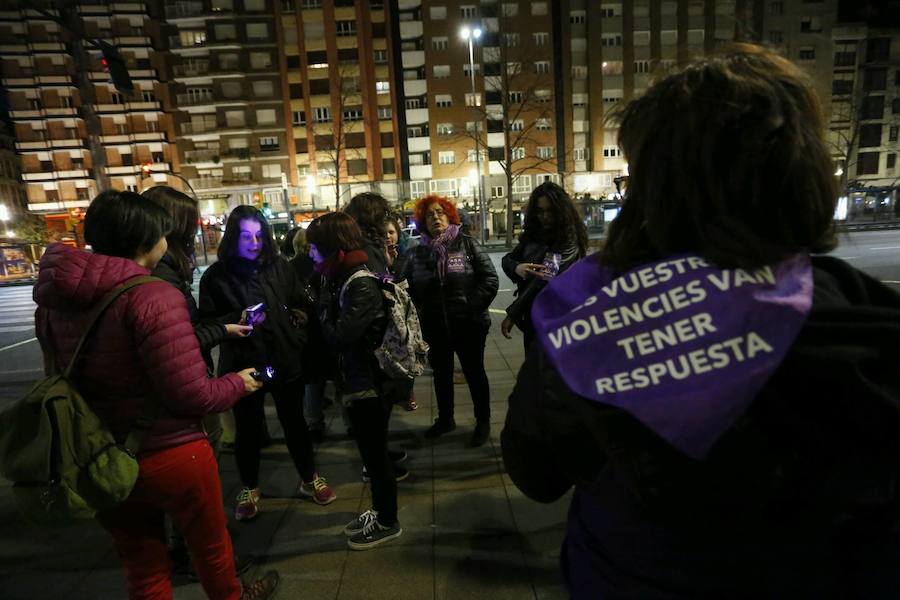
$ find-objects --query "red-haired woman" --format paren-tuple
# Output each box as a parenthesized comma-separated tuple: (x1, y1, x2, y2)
(404, 195, 499, 447)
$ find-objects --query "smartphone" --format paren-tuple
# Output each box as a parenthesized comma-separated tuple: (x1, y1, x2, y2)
(250, 365, 276, 382)
(245, 303, 265, 326)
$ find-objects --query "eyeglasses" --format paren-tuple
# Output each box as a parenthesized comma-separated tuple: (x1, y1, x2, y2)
(426, 209, 446, 219)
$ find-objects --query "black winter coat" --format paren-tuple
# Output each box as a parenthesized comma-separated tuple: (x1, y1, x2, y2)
(404, 234, 499, 335)
(152, 252, 227, 363)
(502, 256, 900, 598)
(199, 256, 311, 383)
(318, 262, 388, 398)
(501, 234, 584, 330)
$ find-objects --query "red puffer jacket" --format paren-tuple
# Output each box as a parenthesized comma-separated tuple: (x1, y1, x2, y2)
(33, 244, 245, 453)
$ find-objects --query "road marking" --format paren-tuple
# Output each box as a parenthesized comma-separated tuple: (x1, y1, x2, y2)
(869, 246, 900, 251)
(489, 308, 506, 314)
(883, 280, 900, 284)
(0, 325, 35, 333)
(0, 337, 37, 352)
(498, 288, 512, 292)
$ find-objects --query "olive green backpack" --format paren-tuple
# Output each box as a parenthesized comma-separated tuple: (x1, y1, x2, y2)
(0, 276, 161, 527)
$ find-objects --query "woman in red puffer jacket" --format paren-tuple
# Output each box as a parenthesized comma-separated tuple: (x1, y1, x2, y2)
(33, 190, 278, 600)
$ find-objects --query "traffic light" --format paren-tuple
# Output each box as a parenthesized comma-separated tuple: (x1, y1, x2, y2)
(97, 40, 134, 95)
(141, 162, 153, 176)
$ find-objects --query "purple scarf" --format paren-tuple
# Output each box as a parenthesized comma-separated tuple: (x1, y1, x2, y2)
(422, 224, 460, 282)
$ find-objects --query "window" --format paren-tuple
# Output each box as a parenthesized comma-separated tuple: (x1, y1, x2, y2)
(374, 49, 388, 64)
(890, 126, 899, 142)
(410, 180, 427, 196)
(460, 5, 477, 18)
(220, 81, 242, 98)
(535, 61, 550, 74)
(246, 23, 269, 39)
(537, 146, 553, 159)
(256, 109, 276, 125)
(467, 149, 484, 162)
(262, 163, 282, 178)
(407, 126, 423, 138)
(859, 124, 883, 148)
(511, 147, 525, 160)
(465, 93, 481, 107)
(799, 46, 815, 60)
(834, 42, 856, 66)
(769, 30, 783, 44)
(533, 32, 548, 47)
(432, 36, 448, 50)
(343, 107, 363, 121)
(429, 178, 458, 196)
(536, 118, 551, 130)
(250, 52, 272, 69)
(375, 81, 390, 94)
(769, 1, 783, 15)
(603, 145, 622, 157)
(867, 38, 891, 63)
(252, 80, 274, 97)
(259, 136, 279, 151)
(378, 106, 392, 120)
(510, 120, 524, 132)
(862, 96, 884, 120)
(214, 23, 236, 40)
(406, 97, 422, 109)
(433, 65, 450, 78)
(435, 94, 452, 108)
(301, 0, 322, 7)
(292, 111, 305, 125)
(437, 122, 454, 135)
(503, 33, 520, 47)
(800, 17, 821, 33)
(864, 69, 887, 92)
(832, 74, 854, 95)
(508, 91, 523, 104)
(572, 93, 587, 107)
(488, 147, 504, 161)
(531, 2, 547, 16)
(893, 98, 900, 114)
(502, 2, 518, 16)
(491, 185, 505, 198)
(570, 10, 586, 24)
(438, 151, 455, 164)
(572, 66, 588, 80)
(889, 154, 897, 169)
(634, 60, 651, 74)
(336, 20, 356, 36)
(601, 34, 623, 47)
(512, 174, 531, 195)
(180, 30, 206, 46)
(856, 152, 880, 175)
(535, 89, 551, 103)
(573, 148, 588, 161)
(430, 6, 446, 19)
(314, 106, 331, 122)
(463, 63, 481, 77)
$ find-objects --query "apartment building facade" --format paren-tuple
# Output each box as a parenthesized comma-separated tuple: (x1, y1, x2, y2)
(0, 122, 26, 221)
(0, 1, 180, 216)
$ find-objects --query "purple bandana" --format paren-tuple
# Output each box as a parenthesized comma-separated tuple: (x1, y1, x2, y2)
(532, 253, 813, 459)
(423, 223, 461, 282)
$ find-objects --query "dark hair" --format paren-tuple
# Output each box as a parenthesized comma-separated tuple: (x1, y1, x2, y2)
(413, 195, 461, 233)
(306, 211, 364, 255)
(142, 186, 198, 283)
(601, 43, 837, 272)
(84, 189, 171, 259)
(281, 227, 301, 258)
(218, 205, 279, 265)
(344, 192, 390, 246)
(522, 181, 588, 254)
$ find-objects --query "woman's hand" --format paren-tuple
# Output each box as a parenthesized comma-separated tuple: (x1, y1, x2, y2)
(239, 309, 266, 327)
(237, 368, 263, 395)
(385, 244, 398, 267)
(225, 323, 254, 338)
(514, 263, 546, 279)
(501, 316, 515, 339)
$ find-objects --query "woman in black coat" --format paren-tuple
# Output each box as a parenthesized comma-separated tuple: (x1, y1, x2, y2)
(307, 212, 402, 551)
(501, 182, 587, 351)
(404, 195, 499, 447)
(200, 206, 336, 522)
(502, 45, 900, 598)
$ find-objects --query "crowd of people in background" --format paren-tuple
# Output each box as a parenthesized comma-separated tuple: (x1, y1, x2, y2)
(22, 42, 900, 600)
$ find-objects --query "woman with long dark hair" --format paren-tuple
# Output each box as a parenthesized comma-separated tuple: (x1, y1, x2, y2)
(307, 212, 402, 550)
(501, 181, 588, 350)
(405, 195, 499, 447)
(344, 192, 390, 275)
(200, 205, 336, 522)
(33, 190, 277, 599)
(502, 45, 900, 597)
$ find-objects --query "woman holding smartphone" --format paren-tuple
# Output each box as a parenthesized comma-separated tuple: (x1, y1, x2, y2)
(200, 206, 336, 522)
(501, 182, 588, 350)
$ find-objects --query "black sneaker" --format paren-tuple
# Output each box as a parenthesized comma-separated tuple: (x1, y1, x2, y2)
(469, 422, 490, 448)
(344, 509, 378, 536)
(362, 465, 409, 483)
(424, 419, 456, 439)
(240, 570, 279, 600)
(347, 517, 403, 550)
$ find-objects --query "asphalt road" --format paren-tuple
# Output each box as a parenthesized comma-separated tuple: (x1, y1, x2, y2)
(1, 229, 898, 404)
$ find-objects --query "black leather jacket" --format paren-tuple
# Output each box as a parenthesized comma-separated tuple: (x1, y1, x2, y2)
(404, 234, 499, 335)
(318, 263, 388, 398)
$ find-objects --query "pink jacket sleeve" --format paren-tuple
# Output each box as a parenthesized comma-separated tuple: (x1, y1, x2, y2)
(131, 283, 244, 415)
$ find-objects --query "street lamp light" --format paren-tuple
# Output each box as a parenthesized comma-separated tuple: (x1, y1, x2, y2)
(461, 25, 486, 244)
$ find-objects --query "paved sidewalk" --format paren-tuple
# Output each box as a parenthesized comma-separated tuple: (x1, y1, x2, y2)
(0, 314, 571, 600)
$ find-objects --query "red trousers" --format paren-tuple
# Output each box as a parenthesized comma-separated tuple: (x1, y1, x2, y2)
(97, 439, 241, 600)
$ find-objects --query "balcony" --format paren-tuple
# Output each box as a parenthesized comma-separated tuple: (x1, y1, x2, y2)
(184, 149, 220, 163)
(181, 122, 217, 135)
(399, 21, 423, 40)
(222, 148, 251, 160)
(165, 1, 204, 18)
(176, 92, 216, 106)
(173, 62, 210, 77)
(190, 176, 223, 189)
(407, 136, 430, 153)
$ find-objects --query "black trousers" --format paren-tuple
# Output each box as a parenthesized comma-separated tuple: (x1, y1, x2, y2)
(347, 396, 398, 525)
(426, 321, 490, 423)
(233, 378, 315, 488)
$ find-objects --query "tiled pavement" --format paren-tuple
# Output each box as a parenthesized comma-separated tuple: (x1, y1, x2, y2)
(0, 313, 572, 600)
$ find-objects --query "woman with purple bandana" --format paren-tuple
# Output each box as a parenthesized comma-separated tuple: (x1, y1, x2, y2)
(405, 195, 499, 447)
(502, 44, 900, 598)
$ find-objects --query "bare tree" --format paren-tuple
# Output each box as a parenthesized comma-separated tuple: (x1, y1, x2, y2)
(452, 17, 559, 247)
(317, 64, 365, 210)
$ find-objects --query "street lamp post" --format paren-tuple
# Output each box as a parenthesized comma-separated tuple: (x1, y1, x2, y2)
(461, 26, 486, 245)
